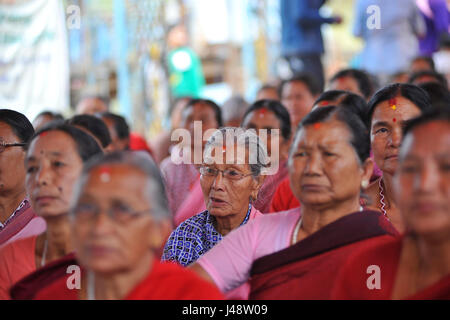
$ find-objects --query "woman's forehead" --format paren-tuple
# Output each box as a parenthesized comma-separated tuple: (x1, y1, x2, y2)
(373, 97, 421, 120)
(28, 131, 77, 156)
(294, 120, 352, 148)
(206, 143, 252, 164)
(401, 122, 450, 158)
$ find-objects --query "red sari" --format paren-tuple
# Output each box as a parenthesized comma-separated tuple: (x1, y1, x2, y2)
(269, 177, 300, 213)
(249, 211, 399, 299)
(34, 260, 224, 300)
(331, 236, 450, 300)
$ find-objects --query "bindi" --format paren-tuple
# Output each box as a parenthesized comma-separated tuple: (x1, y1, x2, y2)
(98, 166, 111, 183)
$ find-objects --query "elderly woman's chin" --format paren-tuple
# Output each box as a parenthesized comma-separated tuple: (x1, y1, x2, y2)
(207, 206, 230, 217)
(299, 193, 334, 206)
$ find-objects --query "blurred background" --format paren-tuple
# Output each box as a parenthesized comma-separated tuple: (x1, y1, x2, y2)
(0, 0, 371, 139)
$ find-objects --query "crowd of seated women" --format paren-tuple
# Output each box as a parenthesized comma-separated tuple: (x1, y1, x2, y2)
(0, 60, 449, 300)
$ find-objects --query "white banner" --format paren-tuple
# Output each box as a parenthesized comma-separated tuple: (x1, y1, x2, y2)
(0, 0, 69, 122)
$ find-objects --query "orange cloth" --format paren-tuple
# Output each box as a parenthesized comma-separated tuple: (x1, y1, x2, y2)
(35, 259, 224, 300)
(0, 236, 37, 299)
(269, 177, 300, 213)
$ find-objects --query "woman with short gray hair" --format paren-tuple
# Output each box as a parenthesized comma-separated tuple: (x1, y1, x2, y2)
(162, 127, 267, 299)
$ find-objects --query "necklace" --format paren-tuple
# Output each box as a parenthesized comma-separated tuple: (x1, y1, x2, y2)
(378, 179, 390, 220)
(291, 205, 363, 245)
(41, 238, 48, 267)
(291, 217, 303, 245)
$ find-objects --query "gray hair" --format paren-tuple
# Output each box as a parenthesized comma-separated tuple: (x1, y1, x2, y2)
(71, 151, 170, 221)
(203, 127, 269, 176)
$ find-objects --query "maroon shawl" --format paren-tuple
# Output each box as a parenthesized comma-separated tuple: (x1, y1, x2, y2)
(10, 253, 77, 300)
(249, 210, 399, 300)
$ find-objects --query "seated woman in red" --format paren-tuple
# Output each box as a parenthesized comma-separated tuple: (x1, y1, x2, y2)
(35, 152, 223, 300)
(331, 108, 450, 300)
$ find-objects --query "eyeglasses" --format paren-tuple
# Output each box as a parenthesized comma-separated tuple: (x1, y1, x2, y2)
(0, 140, 26, 153)
(199, 166, 253, 181)
(72, 203, 152, 224)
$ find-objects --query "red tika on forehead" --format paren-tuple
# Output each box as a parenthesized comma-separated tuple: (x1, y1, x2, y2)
(337, 77, 346, 84)
(314, 123, 321, 129)
(39, 131, 48, 137)
(257, 108, 268, 116)
(320, 101, 330, 106)
(98, 166, 111, 175)
(389, 98, 397, 110)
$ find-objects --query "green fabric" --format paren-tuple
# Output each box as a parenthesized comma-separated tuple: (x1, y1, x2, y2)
(168, 47, 205, 98)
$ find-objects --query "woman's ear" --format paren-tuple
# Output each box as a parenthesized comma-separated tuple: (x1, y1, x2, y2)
(361, 157, 374, 187)
(251, 175, 266, 200)
(148, 219, 173, 250)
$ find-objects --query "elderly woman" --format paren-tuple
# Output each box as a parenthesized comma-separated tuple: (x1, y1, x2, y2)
(332, 108, 450, 299)
(0, 123, 102, 299)
(0, 110, 45, 246)
(162, 128, 267, 266)
(173, 100, 292, 225)
(160, 98, 222, 216)
(270, 90, 370, 212)
(189, 106, 399, 299)
(365, 84, 431, 232)
(34, 152, 223, 300)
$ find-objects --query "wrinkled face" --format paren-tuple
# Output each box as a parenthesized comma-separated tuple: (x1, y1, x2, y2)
(0, 122, 26, 195)
(370, 97, 422, 175)
(394, 121, 450, 237)
(242, 109, 287, 160)
(281, 81, 315, 127)
(200, 144, 262, 218)
(25, 131, 83, 217)
(289, 119, 370, 208)
(182, 102, 219, 149)
(329, 76, 363, 98)
(72, 165, 159, 274)
(76, 98, 108, 115)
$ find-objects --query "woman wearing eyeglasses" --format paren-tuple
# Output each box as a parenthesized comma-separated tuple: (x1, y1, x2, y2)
(0, 123, 102, 299)
(0, 110, 45, 247)
(162, 128, 267, 298)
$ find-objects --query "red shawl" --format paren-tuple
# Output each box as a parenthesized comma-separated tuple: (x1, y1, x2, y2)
(331, 236, 450, 300)
(249, 210, 399, 299)
(34, 260, 224, 300)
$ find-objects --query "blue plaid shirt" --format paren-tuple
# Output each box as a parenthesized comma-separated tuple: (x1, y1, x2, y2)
(162, 204, 252, 266)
